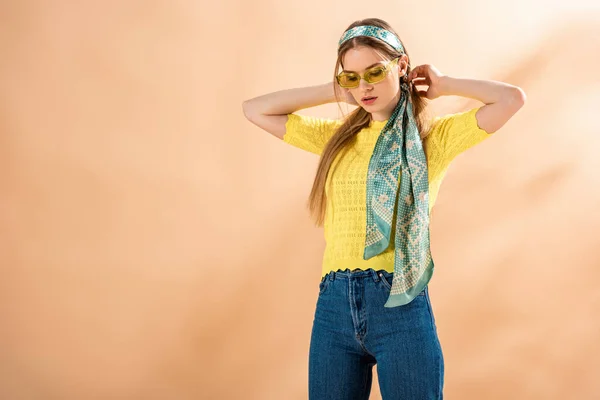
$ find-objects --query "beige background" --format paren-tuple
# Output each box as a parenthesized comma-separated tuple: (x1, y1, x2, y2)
(1, 1, 599, 399)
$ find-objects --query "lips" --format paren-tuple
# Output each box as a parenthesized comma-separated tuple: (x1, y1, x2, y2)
(361, 96, 378, 105)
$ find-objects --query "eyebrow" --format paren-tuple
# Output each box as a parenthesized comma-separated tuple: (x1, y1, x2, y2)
(342, 61, 384, 73)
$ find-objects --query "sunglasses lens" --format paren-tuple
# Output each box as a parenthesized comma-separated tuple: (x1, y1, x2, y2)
(337, 73, 359, 88)
(337, 59, 397, 88)
(365, 66, 387, 84)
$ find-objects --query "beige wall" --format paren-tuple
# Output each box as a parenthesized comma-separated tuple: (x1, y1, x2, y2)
(1, 1, 599, 399)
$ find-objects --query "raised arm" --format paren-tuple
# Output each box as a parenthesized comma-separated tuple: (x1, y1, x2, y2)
(242, 82, 337, 140)
(437, 76, 526, 134)
(408, 64, 527, 134)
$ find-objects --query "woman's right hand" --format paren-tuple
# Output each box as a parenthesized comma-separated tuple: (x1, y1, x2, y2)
(334, 81, 359, 106)
(343, 90, 359, 106)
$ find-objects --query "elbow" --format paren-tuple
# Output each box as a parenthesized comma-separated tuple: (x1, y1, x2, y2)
(242, 100, 255, 122)
(509, 86, 527, 110)
(242, 100, 250, 117)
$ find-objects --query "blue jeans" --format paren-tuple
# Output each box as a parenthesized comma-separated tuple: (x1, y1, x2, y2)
(309, 268, 444, 400)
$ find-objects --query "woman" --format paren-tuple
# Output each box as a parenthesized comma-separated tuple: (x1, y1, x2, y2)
(242, 17, 525, 400)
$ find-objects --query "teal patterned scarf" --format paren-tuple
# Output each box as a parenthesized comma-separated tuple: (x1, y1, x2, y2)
(339, 26, 434, 307)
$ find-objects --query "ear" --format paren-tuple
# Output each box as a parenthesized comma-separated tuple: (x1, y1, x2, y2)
(399, 55, 409, 75)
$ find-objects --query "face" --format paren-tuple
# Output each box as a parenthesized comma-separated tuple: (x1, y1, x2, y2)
(340, 46, 408, 121)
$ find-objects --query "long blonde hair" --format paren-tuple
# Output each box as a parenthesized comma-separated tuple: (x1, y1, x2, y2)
(308, 18, 430, 226)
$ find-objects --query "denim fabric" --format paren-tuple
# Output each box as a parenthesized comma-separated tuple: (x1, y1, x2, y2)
(309, 268, 444, 399)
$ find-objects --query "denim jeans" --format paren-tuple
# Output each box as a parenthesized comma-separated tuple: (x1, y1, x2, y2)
(308, 268, 444, 400)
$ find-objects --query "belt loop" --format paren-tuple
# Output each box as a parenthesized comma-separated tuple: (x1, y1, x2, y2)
(329, 271, 335, 281)
(371, 269, 379, 283)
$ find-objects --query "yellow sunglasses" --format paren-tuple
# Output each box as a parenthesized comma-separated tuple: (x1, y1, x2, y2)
(336, 57, 400, 89)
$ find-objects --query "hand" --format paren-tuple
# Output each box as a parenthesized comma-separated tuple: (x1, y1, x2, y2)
(407, 64, 446, 100)
(343, 90, 359, 106)
(333, 80, 359, 105)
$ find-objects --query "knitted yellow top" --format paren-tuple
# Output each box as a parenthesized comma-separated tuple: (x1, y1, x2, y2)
(283, 107, 491, 278)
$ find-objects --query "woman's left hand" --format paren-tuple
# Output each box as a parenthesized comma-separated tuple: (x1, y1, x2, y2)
(407, 64, 446, 100)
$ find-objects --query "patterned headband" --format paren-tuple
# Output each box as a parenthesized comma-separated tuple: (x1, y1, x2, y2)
(338, 25, 405, 53)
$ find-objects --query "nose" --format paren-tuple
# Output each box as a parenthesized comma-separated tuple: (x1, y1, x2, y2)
(358, 77, 373, 90)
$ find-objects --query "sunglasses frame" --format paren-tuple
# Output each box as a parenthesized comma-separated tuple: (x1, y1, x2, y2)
(336, 57, 400, 89)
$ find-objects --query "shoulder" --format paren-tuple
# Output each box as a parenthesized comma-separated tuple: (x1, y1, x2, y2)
(286, 113, 343, 130)
(423, 106, 491, 162)
(426, 107, 484, 137)
(283, 113, 344, 156)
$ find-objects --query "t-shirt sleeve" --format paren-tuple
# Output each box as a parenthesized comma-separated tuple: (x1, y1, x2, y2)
(427, 106, 492, 163)
(283, 113, 342, 156)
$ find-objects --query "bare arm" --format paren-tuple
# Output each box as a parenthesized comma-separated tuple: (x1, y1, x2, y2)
(438, 76, 526, 134)
(242, 82, 338, 140)
(409, 64, 526, 134)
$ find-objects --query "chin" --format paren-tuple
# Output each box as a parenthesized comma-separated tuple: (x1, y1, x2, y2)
(363, 105, 382, 112)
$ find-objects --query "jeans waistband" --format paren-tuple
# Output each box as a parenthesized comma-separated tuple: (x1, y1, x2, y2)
(322, 268, 389, 283)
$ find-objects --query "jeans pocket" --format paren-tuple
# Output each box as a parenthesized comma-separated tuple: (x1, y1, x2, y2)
(318, 276, 330, 295)
(378, 271, 426, 296)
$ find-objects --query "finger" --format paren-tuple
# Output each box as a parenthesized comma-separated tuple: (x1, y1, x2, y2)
(411, 78, 428, 86)
(409, 65, 427, 80)
(410, 71, 428, 82)
(410, 64, 425, 74)
(417, 90, 428, 97)
(407, 68, 418, 80)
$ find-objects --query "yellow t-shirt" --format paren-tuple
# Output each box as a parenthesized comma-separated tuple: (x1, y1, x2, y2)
(283, 107, 491, 277)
